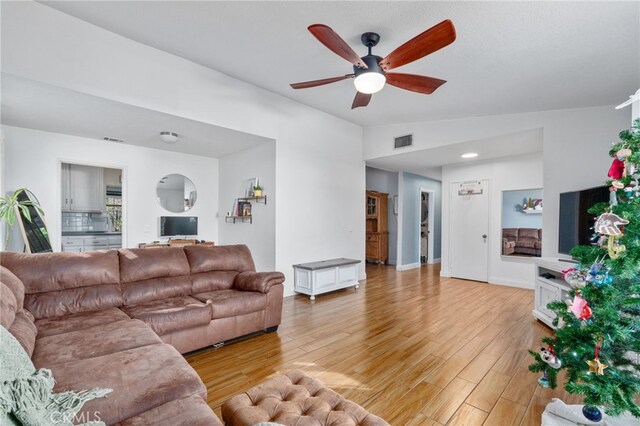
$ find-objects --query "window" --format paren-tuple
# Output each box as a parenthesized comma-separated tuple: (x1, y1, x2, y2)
(106, 196, 122, 232)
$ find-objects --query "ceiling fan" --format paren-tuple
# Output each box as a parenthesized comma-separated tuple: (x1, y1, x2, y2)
(290, 20, 456, 109)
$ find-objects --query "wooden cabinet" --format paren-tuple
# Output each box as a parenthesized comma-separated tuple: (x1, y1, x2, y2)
(62, 164, 105, 212)
(366, 191, 389, 264)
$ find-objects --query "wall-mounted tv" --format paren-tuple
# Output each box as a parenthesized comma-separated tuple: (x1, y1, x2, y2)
(558, 186, 609, 255)
(160, 216, 198, 237)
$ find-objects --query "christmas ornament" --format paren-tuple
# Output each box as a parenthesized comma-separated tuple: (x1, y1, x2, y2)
(616, 148, 632, 160)
(539, 346, 562, 369)
(562, 268, 586, 288)
(582, 406, 603, 422)
(586, 338, 608, 375)
(611, 180, 625, 190)
(594, 212, 629, 236)
(608, 158, 625, 179)
(537, 370, 551, 388)
(607, 234, 626, 260)
(567, 295, 592, 320)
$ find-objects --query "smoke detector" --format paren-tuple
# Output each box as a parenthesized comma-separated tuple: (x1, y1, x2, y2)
(160, 131, 179, 144)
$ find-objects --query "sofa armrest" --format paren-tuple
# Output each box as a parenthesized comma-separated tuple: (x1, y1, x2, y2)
(233, 271, 285, 294)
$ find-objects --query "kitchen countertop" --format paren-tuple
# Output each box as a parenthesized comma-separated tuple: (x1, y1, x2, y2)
(62, 232, 122, 236)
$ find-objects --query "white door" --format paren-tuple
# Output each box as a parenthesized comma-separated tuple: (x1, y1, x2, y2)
(450, 180, 489, 282)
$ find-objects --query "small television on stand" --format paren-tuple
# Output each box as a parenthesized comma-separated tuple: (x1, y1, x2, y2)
(159, 216, 198, 239)
(558, 186, 610, 256)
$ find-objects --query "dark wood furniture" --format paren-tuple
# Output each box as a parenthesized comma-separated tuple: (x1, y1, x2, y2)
(366, 190, 388, 264)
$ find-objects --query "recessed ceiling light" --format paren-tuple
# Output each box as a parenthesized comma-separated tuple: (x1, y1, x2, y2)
(461, 152, 479, 159)
(160, 131, 179, 144)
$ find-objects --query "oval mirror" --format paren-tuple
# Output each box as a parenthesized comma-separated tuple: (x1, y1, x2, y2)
(156, 174, 197, 213)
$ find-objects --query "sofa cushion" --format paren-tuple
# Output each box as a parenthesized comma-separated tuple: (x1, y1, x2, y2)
(120, 296, 212, 335)
(516, 239, 537, 249)
(193, 289, 266, 319)
(9, 311, 37, 358)
(119, 248, 192, 305)
(185, 245, 255, 274)
(1, 265, 25, 311)
(518, 228, 539, 239)
(118, 395, 223, 426)
(49, 344, 207, 425)
(33, 319, 162, 368)
(35, 307, 131, 338)
(502, 228, 518, 240)
(191, 270, 239, 293)
(0, 281, 17, 329)
(0, 251, 122, 319)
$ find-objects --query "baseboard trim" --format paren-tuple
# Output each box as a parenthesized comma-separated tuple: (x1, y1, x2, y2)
(429, 258, 441, 264)
(396, 262, 421, 271)
(440, 269, 451, 277)
(488, 276, 534, 290)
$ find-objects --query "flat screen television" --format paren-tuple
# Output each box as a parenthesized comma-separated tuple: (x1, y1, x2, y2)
(558, 186, 610, 255)
(160, 216, 198, 237)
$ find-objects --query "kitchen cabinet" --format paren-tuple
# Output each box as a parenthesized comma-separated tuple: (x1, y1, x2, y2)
(62, 235, 121, 252)
(61, 164, 104, 212)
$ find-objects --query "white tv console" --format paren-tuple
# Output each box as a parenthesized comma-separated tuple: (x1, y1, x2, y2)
(533, 258, 576, 328)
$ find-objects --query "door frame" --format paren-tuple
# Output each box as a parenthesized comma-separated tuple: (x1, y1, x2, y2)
(57, 159, 128, 252)
(418, 188, 436, 264)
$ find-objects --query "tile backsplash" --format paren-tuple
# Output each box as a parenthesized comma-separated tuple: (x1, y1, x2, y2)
(62, 212, 109, 233)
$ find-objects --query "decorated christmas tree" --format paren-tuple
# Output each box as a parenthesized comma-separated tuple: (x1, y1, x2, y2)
(529, 118, 640, 421)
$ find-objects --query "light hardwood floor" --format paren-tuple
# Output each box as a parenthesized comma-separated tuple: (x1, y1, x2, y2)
(186, 264, 582, 425)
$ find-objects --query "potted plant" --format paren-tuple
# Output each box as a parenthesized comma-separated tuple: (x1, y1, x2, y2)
(253, 185, 263, 197)
(0, 188, 43, 249)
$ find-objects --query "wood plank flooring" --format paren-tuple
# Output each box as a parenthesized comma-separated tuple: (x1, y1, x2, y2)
(186, 264, 582, 425)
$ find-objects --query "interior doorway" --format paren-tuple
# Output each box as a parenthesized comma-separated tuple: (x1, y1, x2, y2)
(450, 179, 489, 281)
(419, 188, 435, 264)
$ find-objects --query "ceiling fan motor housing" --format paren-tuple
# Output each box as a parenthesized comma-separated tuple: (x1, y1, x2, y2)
(354, 55, 385, 77)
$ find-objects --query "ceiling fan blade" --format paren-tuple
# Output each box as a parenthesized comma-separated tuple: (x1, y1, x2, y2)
(308, 24, 368, 69)
(385, 73, 447, 94)
(290, 74, 354, 89)
(380, 20, 456, 71)
(352, 92, 372, 109)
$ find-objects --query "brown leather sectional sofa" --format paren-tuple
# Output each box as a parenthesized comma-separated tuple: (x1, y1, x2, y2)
(502, 228, 542, 256)
(0, 244, 284, 425)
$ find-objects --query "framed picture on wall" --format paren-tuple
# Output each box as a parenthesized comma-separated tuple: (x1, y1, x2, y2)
(246, 178, 257, 197)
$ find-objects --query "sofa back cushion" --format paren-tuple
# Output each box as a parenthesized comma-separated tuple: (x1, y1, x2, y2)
(1, 266, 25, 310)
(119, 248, 192, 305)
(1, 281, 17, 329)
(185, 245, 255, 293)
(502, 228, 518, 240)
(1, 251, 122, 319)
(519, 228, 540, 239)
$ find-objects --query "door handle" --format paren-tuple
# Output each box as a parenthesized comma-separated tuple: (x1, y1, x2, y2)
(482, 234, 487, 239)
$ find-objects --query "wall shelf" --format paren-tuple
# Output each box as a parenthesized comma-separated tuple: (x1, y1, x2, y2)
(523, 209, 543, 214)
(237, 195, 267, 205)
(225, 215, 253, 224)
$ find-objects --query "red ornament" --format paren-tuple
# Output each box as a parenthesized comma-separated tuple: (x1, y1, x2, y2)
(608, 158, 625, 179)
(580, 304, 592, 320)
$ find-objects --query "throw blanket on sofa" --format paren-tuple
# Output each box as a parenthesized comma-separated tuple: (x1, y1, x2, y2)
(0, 326, 111, 426)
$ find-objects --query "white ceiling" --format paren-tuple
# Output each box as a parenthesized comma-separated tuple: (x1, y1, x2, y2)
(1, 73, 270, 158)
(366, 128, 543, 177)
(40, 1, 640, 127)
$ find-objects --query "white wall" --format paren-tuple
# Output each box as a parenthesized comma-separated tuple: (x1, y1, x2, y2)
(1, 2, 365, 295)
(218, 142, 276, 272)
(442, 153, 543, 288)
(2, 125, 219, 251)
(364, 105, 629, 261)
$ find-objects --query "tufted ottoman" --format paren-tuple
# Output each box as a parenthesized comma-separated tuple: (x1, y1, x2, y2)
(221, 370, 389, 426)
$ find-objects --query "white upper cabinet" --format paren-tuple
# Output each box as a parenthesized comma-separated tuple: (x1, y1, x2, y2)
(61, 164, 104, 212)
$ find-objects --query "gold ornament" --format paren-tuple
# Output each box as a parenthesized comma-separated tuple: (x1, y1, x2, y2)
(607, 234, 626, 259)
(586, 358, 608, 375)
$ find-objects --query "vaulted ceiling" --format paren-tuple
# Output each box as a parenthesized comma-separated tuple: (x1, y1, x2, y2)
(41, 1, 640, 127)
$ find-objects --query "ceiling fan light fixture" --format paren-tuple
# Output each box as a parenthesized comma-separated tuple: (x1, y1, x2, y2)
(353, 72, 386, 94)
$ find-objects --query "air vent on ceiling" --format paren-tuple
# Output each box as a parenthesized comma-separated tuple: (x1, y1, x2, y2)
(103, 137, 125, 143)
(394, 134, 413, 149)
